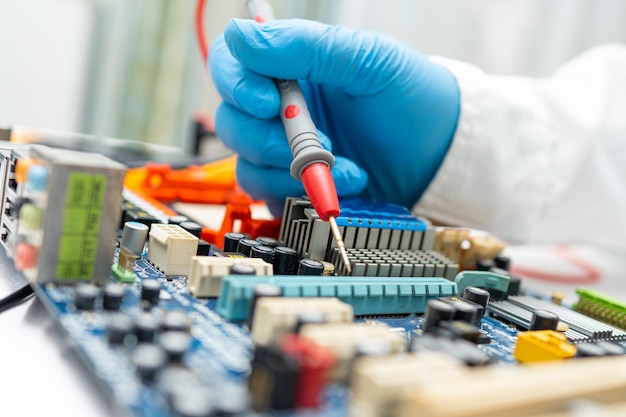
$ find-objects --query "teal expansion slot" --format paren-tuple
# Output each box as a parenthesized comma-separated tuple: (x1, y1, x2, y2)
(217, 276, 458, 321)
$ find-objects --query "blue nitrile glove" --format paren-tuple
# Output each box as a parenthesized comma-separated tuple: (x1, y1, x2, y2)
(210, 18, 460, 215)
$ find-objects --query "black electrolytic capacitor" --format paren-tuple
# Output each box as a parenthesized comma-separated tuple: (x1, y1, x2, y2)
(250, 245, 274, 263)
(103, 283, 125, 311)
(107, 314, 134, 345)
(159, 331, 191, 362)
(298, 258, 324, 276)
(421, 299, 456, 333)
(168, 215, 189, 226)
(75, 283, 99, 311)
(237, 238, 259, 257)
(529, 309, 559, 331)
(462, 286, 491, 310)
(256, 236, 280, 248)
(272, 246, 298, 275)
(141, 279, 161, 306)
(223, 232, 247, 252)
(135, 313, 161, 343)
(179, 221, 202, 239)
(133, 344, 167, 382)
(494, 255, 511, 271)
(230, 263, 257, 275)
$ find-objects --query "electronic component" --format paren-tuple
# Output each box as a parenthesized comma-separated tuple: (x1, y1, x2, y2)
(120, 221, 149, 256)
(12, 145, 125, 284)
(102, 283, 125, 311)
(236, 238, 259, 256)
(146, 224, 198, 275)
(454, 270, 510, 294)
(217, 275, 458, 321)
(529, 309, 560, 331)
(410, 333, 494, 366)
(187, 256, 273, 298)
(330, 248, 458, 278)
(272, 246, 299, 275)
(298, 258, 324, 275)
(141, 279, 162, 306)
(250, 297, 353, 346)
(223, 231, 247, 252)
(433, 227, 506, 270)
(74, 283, 99, 311)
(574, 287, 626, 330)
(248, 344, 299, 411)
(300, 322, 407, 382)
(514, 330, 577, 363)
(280, 197, 435, 263)
(250, 244, 274, 263)
(279, 335, 335, 409)
(488, 295, 626, 343)
(350, 352, 465, 417)
(421, 300, 456, 333)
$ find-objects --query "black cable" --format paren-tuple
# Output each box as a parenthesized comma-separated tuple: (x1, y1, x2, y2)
(0, 284, 35, 313)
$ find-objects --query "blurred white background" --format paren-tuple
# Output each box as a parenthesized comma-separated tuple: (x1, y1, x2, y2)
(0, 0, 625, 150)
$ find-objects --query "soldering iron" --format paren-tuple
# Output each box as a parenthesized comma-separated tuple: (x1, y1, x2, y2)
(244, 0, 351, 272)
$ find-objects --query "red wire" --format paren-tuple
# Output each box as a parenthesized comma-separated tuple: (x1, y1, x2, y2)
(509, 245, 601, 285)
(195, 0, 209, 65)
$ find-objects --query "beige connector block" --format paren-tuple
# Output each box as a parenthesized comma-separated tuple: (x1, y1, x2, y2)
(301, 322, 407, 382)
(147, 224, 198, 275)
(396, 355, 626, 417)
(187, 256, 273, 297)
(350, 352, 466, 417)
(251, 297, 353, 346)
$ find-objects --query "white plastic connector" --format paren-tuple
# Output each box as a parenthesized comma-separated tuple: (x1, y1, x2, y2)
(251, 297, 353, 346)
(147, 224, 198, 276)
(301, 322, 407, 382)
(187, 256, 273, 297)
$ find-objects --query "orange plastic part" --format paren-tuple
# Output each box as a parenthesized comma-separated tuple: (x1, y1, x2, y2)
(124, 155, 281, 246)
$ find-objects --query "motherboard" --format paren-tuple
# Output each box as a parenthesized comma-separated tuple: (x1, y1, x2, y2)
(5, 144, 626, 417)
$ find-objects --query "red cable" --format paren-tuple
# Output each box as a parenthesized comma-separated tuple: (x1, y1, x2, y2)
(509, 245, 601, 285)
(195, 0, 209, 64)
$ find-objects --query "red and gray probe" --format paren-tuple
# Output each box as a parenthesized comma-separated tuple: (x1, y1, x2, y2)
(245, 0, 351, 272)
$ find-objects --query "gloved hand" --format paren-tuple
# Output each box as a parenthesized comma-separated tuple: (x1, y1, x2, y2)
(210, 18, 460, 215)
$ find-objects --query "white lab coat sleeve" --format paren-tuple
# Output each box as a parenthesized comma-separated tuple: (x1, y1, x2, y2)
(414, 44, 626, 250)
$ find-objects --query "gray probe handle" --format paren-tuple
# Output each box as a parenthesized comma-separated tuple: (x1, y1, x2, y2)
(275, 79, 335, 180)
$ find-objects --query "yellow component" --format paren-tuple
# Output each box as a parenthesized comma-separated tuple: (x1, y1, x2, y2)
(513, 330, 577, 363)
(551, 292, 565, 305)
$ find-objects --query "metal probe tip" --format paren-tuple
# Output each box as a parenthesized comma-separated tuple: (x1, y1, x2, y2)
(328, 216, 351, 273)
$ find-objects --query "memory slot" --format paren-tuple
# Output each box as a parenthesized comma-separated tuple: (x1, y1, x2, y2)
(217, 276, 457, 321)
(488, 295, 626, 342)
(329, 248, 458, 278)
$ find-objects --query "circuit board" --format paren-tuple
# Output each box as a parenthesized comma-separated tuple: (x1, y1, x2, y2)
(7, 143, 626, 417)
(36, 253, 524, 417)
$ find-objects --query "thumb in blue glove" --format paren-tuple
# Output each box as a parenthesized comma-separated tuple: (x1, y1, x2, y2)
(210, 18, 460, 214)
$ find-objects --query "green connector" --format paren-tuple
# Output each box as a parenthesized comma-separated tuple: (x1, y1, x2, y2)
(574, 288, 626, 330)
(111, 264, 137, 283)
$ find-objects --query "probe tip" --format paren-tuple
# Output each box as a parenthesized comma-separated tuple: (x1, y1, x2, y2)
(328, 216, 351, 274)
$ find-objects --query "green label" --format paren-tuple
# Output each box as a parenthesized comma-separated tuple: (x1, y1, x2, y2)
(57, 173, 106, 280)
